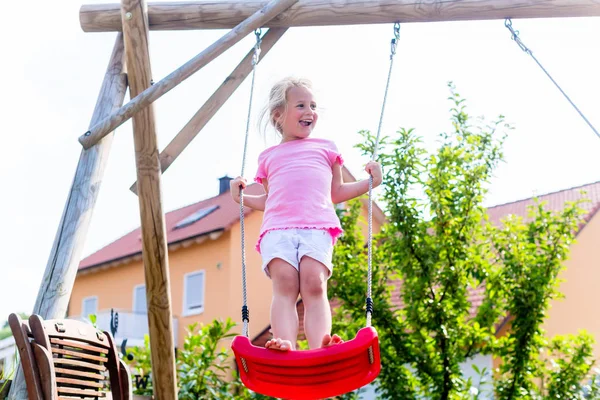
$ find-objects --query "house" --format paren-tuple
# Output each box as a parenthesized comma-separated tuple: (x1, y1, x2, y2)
(67, 177, 600, 397)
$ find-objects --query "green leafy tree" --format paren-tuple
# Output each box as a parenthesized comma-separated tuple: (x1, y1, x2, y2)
(177, 318, 241, 399)
(0, 313, 29, 340)
(544, 333, 597, 400)
(126, 318, 268, 399)
(128, 334, 154, 396)
(0, 326, 11, 341)
(328, 83, 598, 399)
(492, 201, 586, 399)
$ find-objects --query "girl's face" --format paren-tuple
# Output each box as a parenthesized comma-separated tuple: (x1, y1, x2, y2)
(274, 86, 318, 142)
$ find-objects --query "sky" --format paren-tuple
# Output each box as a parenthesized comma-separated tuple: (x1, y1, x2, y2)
(1, 0, 600, 323)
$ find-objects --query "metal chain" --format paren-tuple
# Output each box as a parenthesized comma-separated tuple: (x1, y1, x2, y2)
(240, 28, 262, 338)
(366, 22, 400, 327)
(504, 18, 599, 140)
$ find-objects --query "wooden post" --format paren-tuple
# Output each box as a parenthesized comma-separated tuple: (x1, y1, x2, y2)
(80, 0, 600, 32)
(120, 0, 177, 398)
(7, 34, 127, 400)
(78, 0, 298, 150)
(129, 27, 288, 194)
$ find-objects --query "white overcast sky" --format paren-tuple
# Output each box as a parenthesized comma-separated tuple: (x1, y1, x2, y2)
(1, 0, 599, 322)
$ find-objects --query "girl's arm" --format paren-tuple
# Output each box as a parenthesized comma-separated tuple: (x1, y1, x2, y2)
(236, 193, 267, 211)
(331, 161, 382, 204)
(230, 177, 267, 211)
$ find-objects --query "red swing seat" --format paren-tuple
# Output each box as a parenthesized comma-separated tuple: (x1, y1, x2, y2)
(231, 326, 380, 399)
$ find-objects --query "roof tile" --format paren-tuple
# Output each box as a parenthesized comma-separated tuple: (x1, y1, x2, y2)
(79, 184, 264, 270)
(389, 181, 600, 320)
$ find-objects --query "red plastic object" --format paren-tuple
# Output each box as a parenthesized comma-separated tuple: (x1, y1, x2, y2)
(231, 327, 380, 400)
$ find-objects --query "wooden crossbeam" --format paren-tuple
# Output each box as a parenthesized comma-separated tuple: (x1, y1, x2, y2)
(80, 0, 600, 32)
(129, 27, 288, 194)
(78, 0, 298, 150)
(119, 0, 178, 398)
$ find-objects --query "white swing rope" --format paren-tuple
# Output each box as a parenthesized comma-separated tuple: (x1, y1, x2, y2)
(366, 22, 400, 328)
(238, 22, 400, 339)
(240, 28, 263, 338)
(504, 18, 599, 140)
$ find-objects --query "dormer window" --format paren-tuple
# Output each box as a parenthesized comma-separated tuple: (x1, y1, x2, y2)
(174, 205, 219, 229)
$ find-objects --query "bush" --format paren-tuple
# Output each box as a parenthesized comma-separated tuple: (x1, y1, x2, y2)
(330, 83, 598, 399)
(126, 318, 266, 399)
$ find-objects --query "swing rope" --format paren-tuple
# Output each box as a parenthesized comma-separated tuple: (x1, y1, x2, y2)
(240, 28, 263, 338)
(366, 22, 400, 327)
(238, 22, 400, 338)
(504, 18, 599, 140)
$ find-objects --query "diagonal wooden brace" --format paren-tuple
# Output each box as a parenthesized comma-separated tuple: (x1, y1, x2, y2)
(129, 27, 287, 194)
(78, 0, 297, 150)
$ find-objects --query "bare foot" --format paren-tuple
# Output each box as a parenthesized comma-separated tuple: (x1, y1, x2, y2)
(321, 333, 344, 348)
(265, 338, 293, 351)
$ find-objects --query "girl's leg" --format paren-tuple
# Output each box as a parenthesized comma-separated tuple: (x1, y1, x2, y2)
(266, 258, 300, 351)
(299, 257, 343, 349)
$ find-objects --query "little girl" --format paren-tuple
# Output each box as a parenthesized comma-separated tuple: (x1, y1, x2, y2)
(230, 77, 382, 351)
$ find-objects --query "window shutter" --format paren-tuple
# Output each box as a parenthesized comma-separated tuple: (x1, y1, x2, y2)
(134, 285, 147, 314)
(82, 297, 98, 317)
(185, 272, 205, 311)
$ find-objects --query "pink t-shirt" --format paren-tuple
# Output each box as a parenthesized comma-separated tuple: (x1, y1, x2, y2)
(254, 138, 344, 252)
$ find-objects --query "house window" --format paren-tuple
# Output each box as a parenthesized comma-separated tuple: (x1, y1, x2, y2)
(133, 285, 147, 314)
(82, 296, 98, 319)
(174, 205, 219, 229)
(183, 271, 205, 316)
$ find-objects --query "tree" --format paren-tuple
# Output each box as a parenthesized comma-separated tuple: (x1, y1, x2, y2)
(329, 83, 598, 399)
(126, 318, 260, 399)
(0, 313, 29, 340)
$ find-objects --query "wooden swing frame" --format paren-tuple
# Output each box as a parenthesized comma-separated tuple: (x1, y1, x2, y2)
(11, 0, 600, 398)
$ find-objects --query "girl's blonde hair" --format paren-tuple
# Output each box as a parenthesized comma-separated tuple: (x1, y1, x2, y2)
(259, 76, 314, 137)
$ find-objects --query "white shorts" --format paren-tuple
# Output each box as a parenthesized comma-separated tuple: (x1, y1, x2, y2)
(259, 228, 334, 279)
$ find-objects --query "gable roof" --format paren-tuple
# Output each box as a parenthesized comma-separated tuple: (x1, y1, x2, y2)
(487, 180, 600, 228)
(78, 183, 264, 271)
(390, 180, 600, 319)
(79, 167, 387, 272)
